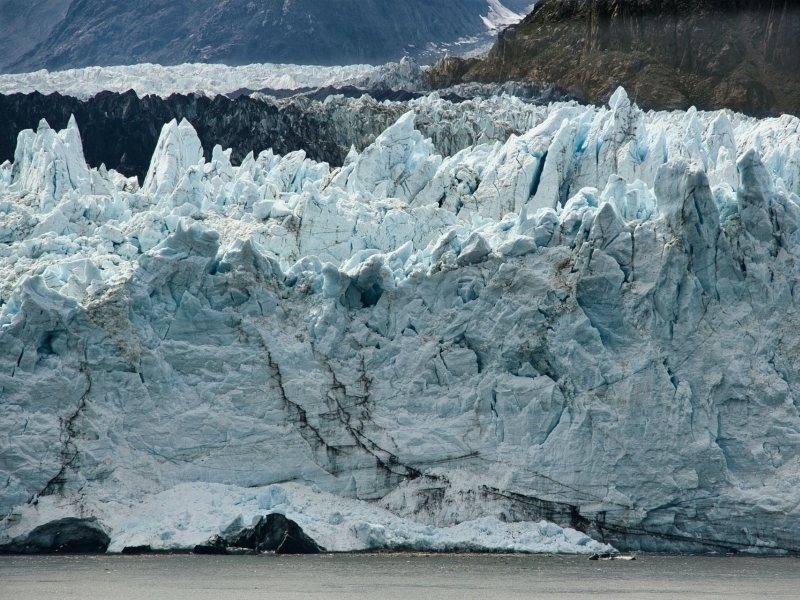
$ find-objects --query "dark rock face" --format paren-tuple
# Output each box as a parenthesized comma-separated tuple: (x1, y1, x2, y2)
(426, 57, 484, 90)
(192, 538, 228, 555)
(4, 0, 534, 73)
(226, 514, 324, 554)
(430, 0, 800, 116)
(0, 518, 109, 554)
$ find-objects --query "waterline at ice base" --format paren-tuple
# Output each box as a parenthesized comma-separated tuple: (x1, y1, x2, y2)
(3, 86, 800, 555)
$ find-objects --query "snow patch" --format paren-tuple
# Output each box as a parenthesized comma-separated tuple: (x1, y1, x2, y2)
(481, 1, 526, 33)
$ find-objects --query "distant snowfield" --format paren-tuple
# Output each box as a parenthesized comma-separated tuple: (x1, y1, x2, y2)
(0, 2, 534, 100)
(424, 1, 535, 59)
(482, 0, 527, 32)
(0, 60, 422, 100)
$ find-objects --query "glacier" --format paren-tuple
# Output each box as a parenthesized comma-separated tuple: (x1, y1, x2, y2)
(0, 60, 425, 101)
(2, 87, 800, 554)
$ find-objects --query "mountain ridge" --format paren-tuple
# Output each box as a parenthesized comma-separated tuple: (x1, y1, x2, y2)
(2, 1, 534, 74)
(428, 0, 800, 116)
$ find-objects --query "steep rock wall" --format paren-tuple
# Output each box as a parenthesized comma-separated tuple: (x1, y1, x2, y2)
(432, 0, 800, 116)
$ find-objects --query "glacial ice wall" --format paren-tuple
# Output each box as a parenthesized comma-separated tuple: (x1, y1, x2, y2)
(2, 88, 800, 553)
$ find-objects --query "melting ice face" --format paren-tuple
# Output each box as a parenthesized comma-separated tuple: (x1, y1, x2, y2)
(2, 86, 800, 555)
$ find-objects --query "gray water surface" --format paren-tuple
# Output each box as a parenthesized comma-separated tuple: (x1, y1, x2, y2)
(1, 553, 798, 599)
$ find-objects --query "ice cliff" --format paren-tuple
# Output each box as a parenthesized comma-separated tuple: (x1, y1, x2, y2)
(2, 88, 800, 554)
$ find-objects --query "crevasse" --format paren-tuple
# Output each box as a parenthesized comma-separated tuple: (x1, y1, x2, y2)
(2, 88, 800, 554)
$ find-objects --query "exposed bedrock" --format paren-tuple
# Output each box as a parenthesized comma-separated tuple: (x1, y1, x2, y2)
(221, 513, 325, 554)
(431, 0, 800, 116)
(0, 517, 109, 554)
(3, 89, 800, 553)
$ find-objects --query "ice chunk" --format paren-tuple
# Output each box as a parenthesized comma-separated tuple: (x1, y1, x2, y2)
(457, 232, 491, 265)
(349, 111, 442, 203)
(142, 119, 204, 198)
(11, 117, 92, 209)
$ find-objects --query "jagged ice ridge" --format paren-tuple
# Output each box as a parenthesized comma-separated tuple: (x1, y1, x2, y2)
(2, 88, 800, 553)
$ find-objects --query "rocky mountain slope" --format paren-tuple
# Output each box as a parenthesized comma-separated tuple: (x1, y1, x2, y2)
(3, 86, 800, 553)
(2, 0, 534, 73)
(429, 0, 800, 116)
(0, 0, 72, 73)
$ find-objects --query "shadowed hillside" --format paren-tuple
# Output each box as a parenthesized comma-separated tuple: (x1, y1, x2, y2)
(429, 0, 800, 116)
(4, 0, 535, 73)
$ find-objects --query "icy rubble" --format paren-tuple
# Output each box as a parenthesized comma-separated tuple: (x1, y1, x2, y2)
(265, 90, 560, 169)
(3, 87, 800, 553)
(2, 481, 612, 554)
(0, 59, 424, 100)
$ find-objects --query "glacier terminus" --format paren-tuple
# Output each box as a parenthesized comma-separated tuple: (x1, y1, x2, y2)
(2, 85, 800, 555)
